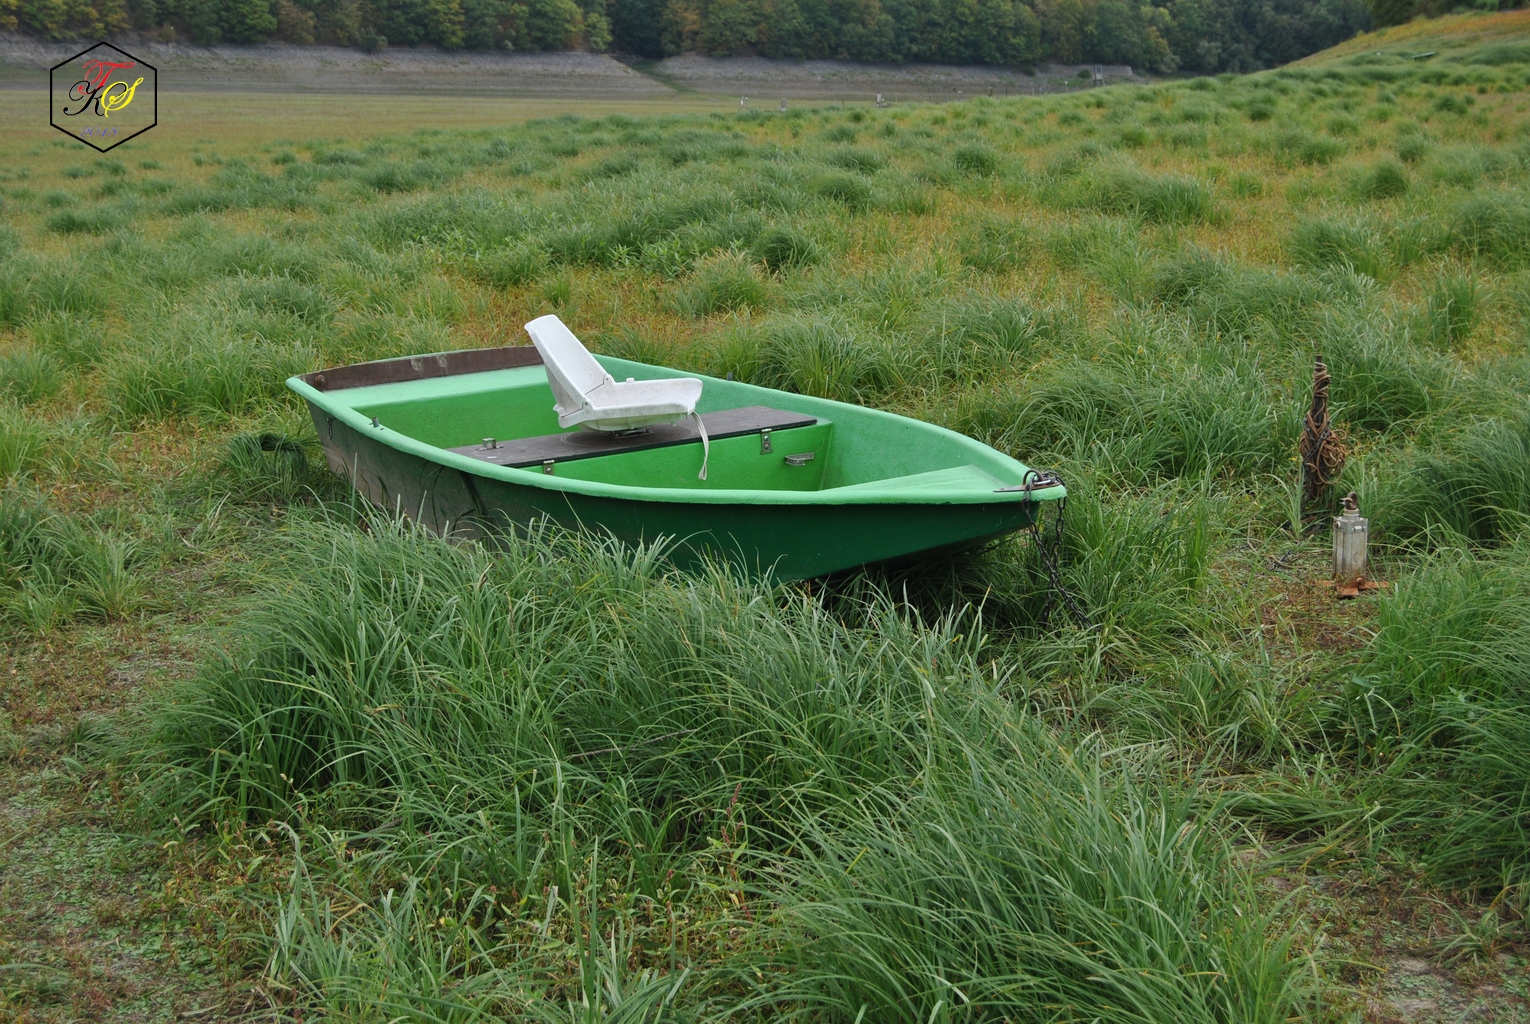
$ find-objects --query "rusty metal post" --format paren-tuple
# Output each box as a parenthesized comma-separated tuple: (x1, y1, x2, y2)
(1300, 355, 1347, 513)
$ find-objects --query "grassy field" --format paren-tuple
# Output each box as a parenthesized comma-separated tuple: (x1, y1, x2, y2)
(4, 11, 1530, 1023)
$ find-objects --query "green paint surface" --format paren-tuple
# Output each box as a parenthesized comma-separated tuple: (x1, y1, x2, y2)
(291, 354, 1062, 577)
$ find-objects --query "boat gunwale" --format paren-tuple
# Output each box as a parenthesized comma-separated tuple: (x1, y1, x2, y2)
(288, 351, 1066, 508)
(299, 345, 545, 392)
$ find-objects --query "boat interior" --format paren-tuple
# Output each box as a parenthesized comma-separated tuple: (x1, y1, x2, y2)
(299, 347, 1022, 496)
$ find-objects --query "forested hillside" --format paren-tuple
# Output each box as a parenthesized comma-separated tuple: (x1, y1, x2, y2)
(6, 0, 1379, 72)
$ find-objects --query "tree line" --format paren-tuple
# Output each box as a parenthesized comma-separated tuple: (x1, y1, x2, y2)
(5, 0, 1388, 73)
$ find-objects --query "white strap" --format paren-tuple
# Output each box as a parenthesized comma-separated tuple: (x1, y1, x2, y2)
(692, 412, 709, 481)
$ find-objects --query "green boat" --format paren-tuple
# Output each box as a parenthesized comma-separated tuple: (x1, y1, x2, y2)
(288, 315, 1065, 580)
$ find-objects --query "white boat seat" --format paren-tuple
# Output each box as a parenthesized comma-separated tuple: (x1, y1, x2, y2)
(524, 314, 710, 478)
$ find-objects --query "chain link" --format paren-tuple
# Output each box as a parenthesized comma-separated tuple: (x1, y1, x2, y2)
(1019, 470, 1094, 630)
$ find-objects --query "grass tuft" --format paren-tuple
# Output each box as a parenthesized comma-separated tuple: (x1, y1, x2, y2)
(1451, 192, 1530, 267)
(751, 224, 820, 272)
(807, 170, 872, 210)
(1271, 127, 1345, 165)
(468, 241, 549, 288)
(1419, 269, 1479, 348)
(951, 142, 1000, 175)
(0, 489, 152, 626)
(1079, 164, 1216, 223)
(1287, 218, 1386, 278)
(134, 515, 1313, 1018)
(1363, 407, 1530, 546)
(670, 251, 772, 317)
(955, 213, 1029, 273)
(0, 403, 47, 481)
(0, 348, 62, 405)
(1358, 159, 1410, 199)
(1355, 540, 1530, 894)
(214, 431, 336, 504)
(731, 314, 894, 401)
(104, 312, 315, 423)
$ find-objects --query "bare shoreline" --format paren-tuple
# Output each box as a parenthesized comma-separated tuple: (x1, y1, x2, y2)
(0, 33, 1141, 100)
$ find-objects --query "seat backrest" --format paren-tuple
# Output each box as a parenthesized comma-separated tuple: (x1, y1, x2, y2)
(524, 314, 612, 414)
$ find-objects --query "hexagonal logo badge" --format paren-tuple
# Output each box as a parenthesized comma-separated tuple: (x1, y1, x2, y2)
(50, 42, 157, 153)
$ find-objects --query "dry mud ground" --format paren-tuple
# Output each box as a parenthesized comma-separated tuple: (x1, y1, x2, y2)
(0, 33, 1137, 102)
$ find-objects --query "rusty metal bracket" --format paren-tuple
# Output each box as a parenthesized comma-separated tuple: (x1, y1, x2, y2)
(994, 469, 1064, 495)
(1336, 578, 1386, 600)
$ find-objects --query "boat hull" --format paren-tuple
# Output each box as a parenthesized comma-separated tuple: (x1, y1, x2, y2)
(309, 406, 1040, 580)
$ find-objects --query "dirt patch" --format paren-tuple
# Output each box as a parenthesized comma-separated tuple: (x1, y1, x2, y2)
(1287, 867, 1530, 1024)
(0, 769, 227, 1023)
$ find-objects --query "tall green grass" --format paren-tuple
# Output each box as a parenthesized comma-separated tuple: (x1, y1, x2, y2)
(1074, 164, 1218, 224)
(1451, 192, 1530, 267)
(139, 515, 1314, 1020)
(103, 309, 316, 423)
(953, 350, 1298, 485)
(751, 225, 821, 272)
(1360, 407, 1530, 545)
(1353, 539, 1530, 895)
(0, 489, 154, 629)
(1287, 218, 1387, 278)
(0, 403, 48, 481)
(759, 737, 1307, 1024)
(1419, 269, 1479, 348)
(1149, 248, 1322, 340)
(23, 312, 112, 368)
(669, 251, 773, 317)
(1356, 159, 1410, 199)
(0, 254, 106, 328)
(0, 348, 61, 405)
(213, 430, 338, 505)
(722, 314, 896, 401)
(954, 212, 1029, 273)
(1318, 305, 1461, 430)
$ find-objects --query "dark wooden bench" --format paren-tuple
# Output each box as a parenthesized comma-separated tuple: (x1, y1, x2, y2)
(447, 405, 818, 470)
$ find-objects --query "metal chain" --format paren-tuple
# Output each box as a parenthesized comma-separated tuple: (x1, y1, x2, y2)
(1018, 470, 1094, 630)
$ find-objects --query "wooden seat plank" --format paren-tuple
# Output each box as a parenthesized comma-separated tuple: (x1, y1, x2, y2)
(448, 405, 818, 469)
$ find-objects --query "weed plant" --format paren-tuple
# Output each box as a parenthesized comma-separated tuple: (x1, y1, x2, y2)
(214, 431, 340, 505)
(1360, 407, 1530, 545)
(1419, 269, 1480, 348)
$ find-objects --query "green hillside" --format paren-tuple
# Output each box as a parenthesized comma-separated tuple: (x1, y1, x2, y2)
(1296, 6, 1530, 63)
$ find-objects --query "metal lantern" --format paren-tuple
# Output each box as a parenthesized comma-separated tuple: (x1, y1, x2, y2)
(1332, 491, 1379, 598)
